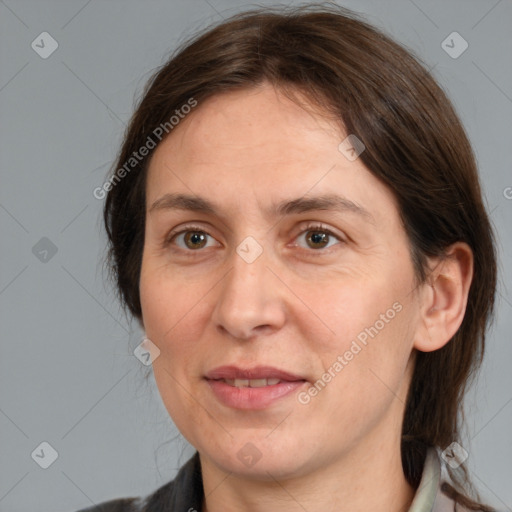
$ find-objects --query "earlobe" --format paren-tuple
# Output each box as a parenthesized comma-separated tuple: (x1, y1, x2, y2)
(414, 242, 473, 353)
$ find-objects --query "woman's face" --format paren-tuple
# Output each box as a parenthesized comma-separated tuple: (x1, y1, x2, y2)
(140, 84, 423, 478)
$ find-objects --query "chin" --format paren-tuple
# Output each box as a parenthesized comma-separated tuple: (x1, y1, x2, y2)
(200, 436, 320, 481)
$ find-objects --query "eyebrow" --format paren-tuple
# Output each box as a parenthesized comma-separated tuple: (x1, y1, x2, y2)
(149, 192, 375, 224)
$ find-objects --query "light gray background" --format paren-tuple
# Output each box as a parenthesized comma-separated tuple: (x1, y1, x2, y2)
(0, 1, 511, 511)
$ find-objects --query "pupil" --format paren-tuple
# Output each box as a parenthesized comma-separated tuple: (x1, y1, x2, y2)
(187, 232, 206, 248)
(309, 231, 328, 248)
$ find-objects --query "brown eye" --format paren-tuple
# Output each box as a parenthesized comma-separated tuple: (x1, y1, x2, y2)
(168, 226, 220, 252)
(183, 231, 208, 249)
(294, 225, 343, 251)
(306, 230, 330, 249)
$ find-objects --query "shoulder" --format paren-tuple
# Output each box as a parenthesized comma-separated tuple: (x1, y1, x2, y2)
(432, 452, 498, 512)
(412, 447, 497, 512)
(72, 452, 203, 512)
(74, 497, 143, 512)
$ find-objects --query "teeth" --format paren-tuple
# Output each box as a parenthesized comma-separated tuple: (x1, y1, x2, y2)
(223, 378, 282, 388)
(249, 378, 269, 388)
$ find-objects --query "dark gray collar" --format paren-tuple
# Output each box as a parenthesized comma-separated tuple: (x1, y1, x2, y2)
(144, 451, 204, 512)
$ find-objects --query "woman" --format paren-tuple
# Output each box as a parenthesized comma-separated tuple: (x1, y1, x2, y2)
(79, 4, 498, 511)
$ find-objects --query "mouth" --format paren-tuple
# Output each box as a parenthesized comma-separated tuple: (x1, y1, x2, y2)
(204, 365, 308, 409)
(217, 377, 287, 388)
(205, 364, 306, 382)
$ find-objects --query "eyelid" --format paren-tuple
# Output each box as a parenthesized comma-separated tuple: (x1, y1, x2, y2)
(165, 223, 221, 248)
(165, 221, 346, 252)
(292, 221, 346, 245)
(293, 232, 343, 254)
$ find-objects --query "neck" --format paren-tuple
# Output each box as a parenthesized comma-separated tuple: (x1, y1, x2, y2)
(199, 431, 415, 512)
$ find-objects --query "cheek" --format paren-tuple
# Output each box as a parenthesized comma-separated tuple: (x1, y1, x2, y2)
(301, 266, 416, 400)
(299, 297, 415, 448)
(139, 267, 208, 393)
(140, 270, 212, 438)
(298, 268, 399, 349)
(139, 262, 208, 340)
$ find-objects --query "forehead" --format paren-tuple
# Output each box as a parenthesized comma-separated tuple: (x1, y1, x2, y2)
(145, 84, 398, 223)
(149, 85, 340, 170)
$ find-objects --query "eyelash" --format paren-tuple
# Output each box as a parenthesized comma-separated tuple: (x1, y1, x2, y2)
(291, 223, 345, 252)
(165, 223, 345, 254)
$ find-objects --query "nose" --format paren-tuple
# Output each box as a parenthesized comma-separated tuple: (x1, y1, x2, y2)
(210, 245, 287, 341)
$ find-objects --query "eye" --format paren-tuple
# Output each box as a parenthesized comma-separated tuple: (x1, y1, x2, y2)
(294, 224, 344, 250)
(169, 227, 219, 251)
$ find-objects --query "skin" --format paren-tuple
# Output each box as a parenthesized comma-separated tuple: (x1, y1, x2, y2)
(139, 83, 473, 512)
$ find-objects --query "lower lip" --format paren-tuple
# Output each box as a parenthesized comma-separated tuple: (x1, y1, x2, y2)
(206, 379, 306, 410)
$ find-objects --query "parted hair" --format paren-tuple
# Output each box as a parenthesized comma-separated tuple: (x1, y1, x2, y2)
(103, 4, 497, 510)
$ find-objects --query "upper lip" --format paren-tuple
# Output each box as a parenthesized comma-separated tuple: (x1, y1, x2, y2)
(205, 365, 306, 382)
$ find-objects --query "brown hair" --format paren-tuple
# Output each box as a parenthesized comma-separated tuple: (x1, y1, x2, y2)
(103, 4, 497, 509)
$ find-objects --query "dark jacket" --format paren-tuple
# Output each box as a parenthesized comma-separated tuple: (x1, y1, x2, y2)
(74, 448, 480, 512)
(76, 452, 203, 512)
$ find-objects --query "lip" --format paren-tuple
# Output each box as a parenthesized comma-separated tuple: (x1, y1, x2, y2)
(205, 365, 307, 410)
(205, 365, 306, 381)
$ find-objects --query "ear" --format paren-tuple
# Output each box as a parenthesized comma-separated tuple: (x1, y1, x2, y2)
(414, 242, 473, 353)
